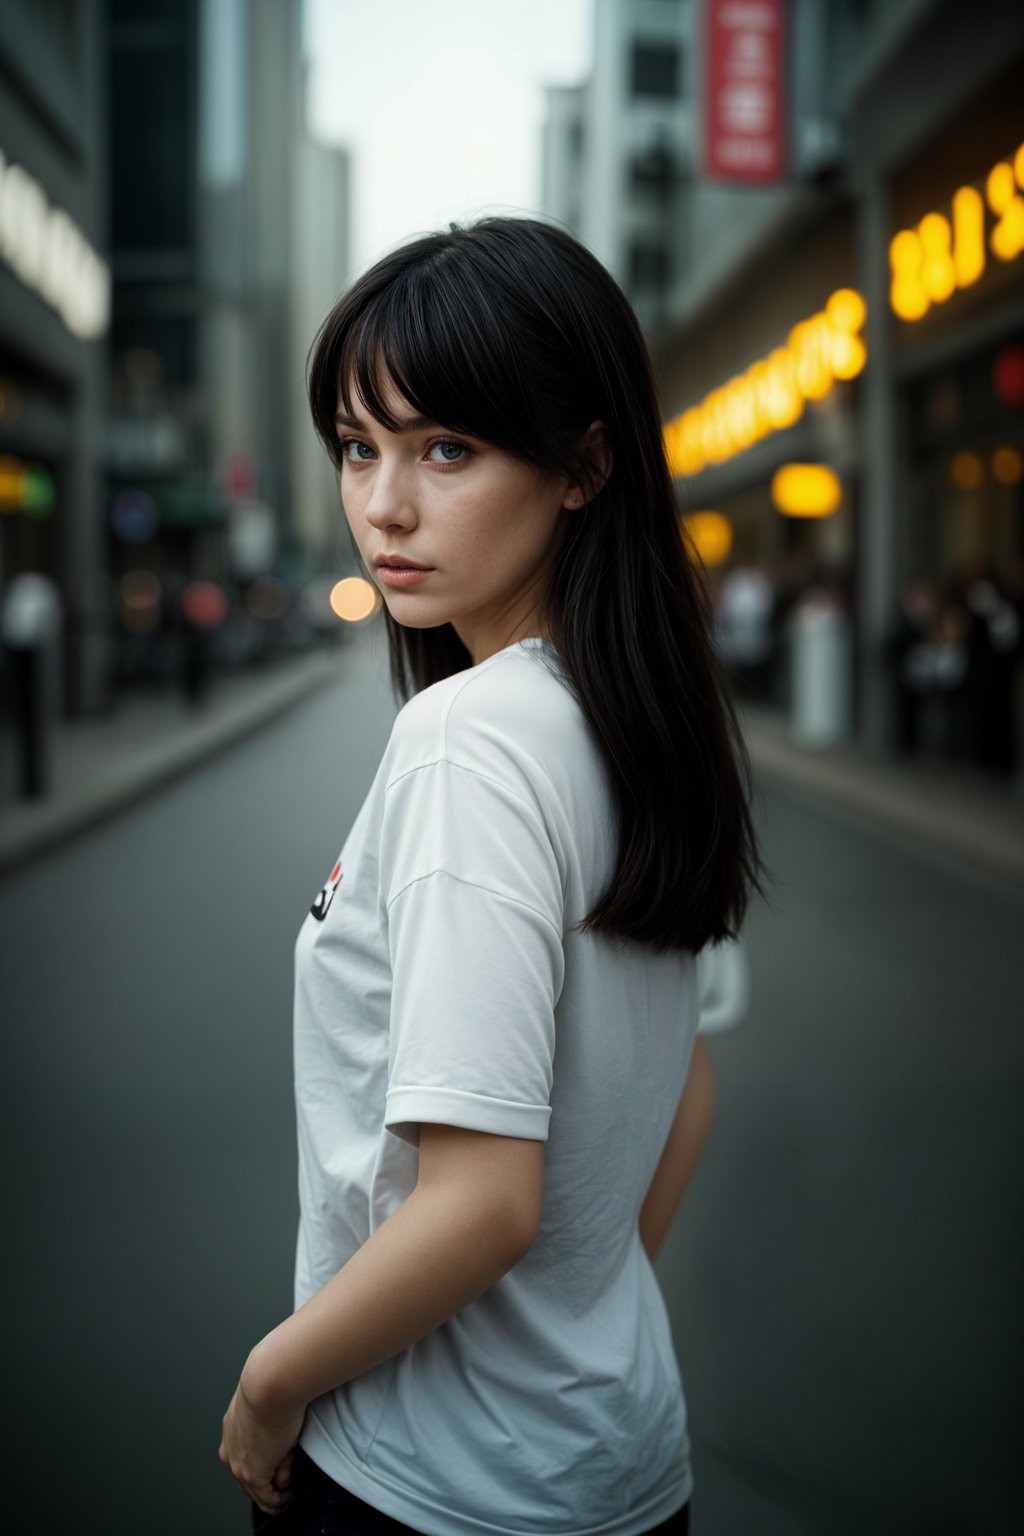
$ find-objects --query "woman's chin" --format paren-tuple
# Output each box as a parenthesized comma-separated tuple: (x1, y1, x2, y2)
(381, 598, 447, 630)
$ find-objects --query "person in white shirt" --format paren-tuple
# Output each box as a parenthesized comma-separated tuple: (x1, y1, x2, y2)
(220, 217, 766, 1536)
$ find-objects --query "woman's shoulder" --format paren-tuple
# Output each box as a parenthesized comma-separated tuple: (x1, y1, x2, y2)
(386, 640, 592, 789)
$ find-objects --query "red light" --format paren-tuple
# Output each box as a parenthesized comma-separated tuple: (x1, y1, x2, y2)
(224, 453, 258, 498)
(182, 579, 229, 630)
(993, 344, 1024, 410)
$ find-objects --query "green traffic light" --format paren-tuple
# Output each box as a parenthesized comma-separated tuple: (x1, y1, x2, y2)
(22, 468, 56, 518)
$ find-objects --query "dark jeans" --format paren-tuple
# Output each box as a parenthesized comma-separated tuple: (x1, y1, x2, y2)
(252, 1448, 691, 1533)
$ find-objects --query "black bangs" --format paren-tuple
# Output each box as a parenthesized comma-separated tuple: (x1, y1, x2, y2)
(348, 282, 518, 446)
(308, 233, 592, 477)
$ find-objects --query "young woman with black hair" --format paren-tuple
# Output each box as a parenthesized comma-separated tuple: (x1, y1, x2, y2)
(220, 216, 765, 1535)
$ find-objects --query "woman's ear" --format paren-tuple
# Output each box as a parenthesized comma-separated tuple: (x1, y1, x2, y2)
(562, 419, 613, 509)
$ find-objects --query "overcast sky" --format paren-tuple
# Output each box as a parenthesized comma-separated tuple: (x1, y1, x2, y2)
(304, 0, 592, 276)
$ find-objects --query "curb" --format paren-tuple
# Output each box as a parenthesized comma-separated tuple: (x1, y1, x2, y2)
(744, 718, 1024, 889)
(0, 648, 343, 879)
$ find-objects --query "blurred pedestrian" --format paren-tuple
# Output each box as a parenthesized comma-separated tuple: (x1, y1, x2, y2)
(963, 572, 1020, 773)
(219, 218, 767, 1534)
(887, 575, 940, 754)
(767, 548, 816, 706)
(898, 597, 973, 760)
(931, 599, 974, 760)
(177, 578, 229, 708)
(714, 556, 775, 700)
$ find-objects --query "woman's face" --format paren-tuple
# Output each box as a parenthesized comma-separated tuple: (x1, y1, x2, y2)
(335, 373, 575, 665)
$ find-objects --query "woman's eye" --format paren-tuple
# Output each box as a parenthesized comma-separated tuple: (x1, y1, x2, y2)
(341, 439, 375, 463)
(428, 439, 468, 464)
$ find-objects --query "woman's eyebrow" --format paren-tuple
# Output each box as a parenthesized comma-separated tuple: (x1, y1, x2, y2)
(334, 412, 438, 432)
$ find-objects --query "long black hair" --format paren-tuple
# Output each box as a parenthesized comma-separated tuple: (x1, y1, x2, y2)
(308, 216, 766, 954)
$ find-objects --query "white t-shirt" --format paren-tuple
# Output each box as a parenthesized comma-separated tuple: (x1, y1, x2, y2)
(293, 637, 698, 1536)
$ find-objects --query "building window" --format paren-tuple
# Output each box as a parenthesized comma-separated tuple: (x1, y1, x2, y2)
(628, 241, 671, 292)
(631, 42, 681, 100)
(630, 140, 678, 195)
(111, 0, 194, 254)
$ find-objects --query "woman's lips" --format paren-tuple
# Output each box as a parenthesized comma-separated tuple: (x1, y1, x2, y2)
(376, 564, 433, 588)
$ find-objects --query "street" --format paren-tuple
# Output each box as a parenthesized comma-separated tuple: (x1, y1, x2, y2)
(665, 774, 1024, 1533)
(2, 624, 1022, 1534)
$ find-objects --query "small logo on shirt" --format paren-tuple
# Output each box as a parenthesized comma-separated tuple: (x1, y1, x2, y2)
(310, 858, 343, 921)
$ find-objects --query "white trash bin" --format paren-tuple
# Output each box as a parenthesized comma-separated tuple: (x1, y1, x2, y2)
(790, 600, 852, 747)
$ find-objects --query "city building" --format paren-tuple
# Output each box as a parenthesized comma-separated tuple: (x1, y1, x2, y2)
(1, 0, 351, 798)
(0, 0, 109, 718)
(542, 0, 694, 333)
(542, 0, 851, 333)
(106, 0, 351, 676)
(547, 0, 1024, 773)
(848, 0, 1024, 756)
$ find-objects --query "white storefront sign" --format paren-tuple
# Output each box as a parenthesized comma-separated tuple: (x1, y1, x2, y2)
(0, 146, 110, 340)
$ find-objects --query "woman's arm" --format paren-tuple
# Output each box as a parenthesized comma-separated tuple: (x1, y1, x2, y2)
(638, 1037, 716, 1262)
(220, 1126, 544, 1512)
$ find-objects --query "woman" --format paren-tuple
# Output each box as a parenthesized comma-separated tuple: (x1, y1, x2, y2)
(220, 216, 765, 1534)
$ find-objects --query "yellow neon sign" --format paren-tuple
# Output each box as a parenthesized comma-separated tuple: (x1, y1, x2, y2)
(662, 288, 866, 478)
(889, 140, 1024, 321)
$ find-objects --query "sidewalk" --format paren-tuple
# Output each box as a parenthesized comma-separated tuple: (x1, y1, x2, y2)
(741, 704, 1024, 888)
(0, 644, 344, 877)
(2, 652, 1022, 888)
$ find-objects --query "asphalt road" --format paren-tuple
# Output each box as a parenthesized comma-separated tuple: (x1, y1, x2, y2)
(665, 780, 1024, 1534)
(2, 623, 1021, 1534)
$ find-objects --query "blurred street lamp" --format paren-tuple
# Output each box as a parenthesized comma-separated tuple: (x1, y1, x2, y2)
(991, 447, 1023, 486)
(330, 577, 379, 623)
(682, 511, 733, 567)
(771, 464, 842, 518)
(949, 452, 984, 492)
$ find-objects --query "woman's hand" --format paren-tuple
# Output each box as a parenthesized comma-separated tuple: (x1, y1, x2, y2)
(216, 1125, 542, 1511)
(219, 1369, 306, 1515)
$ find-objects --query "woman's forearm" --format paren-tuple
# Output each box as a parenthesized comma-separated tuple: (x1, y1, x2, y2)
(242, 1141, 541, 1417)
(639, 1037, 716, 1261)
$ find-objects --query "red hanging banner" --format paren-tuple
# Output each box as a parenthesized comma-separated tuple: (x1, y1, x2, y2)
(703, 0, 786, 183)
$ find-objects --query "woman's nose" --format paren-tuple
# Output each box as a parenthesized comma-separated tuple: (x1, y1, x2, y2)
(362, 460, 417, 531)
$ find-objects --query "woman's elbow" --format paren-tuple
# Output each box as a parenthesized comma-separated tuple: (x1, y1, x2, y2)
(493, 1162, 545, 1266)
(499, 1200, 542, 1267)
